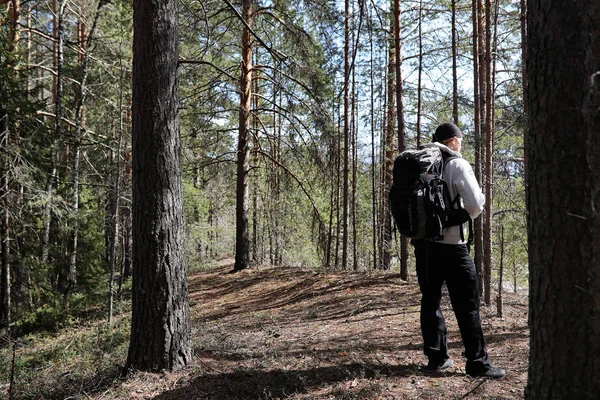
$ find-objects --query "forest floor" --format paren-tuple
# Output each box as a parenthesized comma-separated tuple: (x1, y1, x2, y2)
(3, 258, 529, 399)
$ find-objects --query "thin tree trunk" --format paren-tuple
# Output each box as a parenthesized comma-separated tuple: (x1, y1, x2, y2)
(381, 17, 395, 270)
(251, 58, 260, 265)
(472, 0, 484, 292)
(341, 0, 351, 271)
(234, 0, 253, 272)
(416, 0, 423, 147)
(369, 7, 377, 271)
(108, 81, 124, 322)
(351, 24, 358, 271)
(483, 0, 494, 306)
(451, 0, 458, 124)
(107, 140, 121, 326)
(42, 0, 66, 265)
(520, 0, 528, 190)
(513, 262, 517, 293)
(274, 90, 282, 265)
(393, 0, 408, 280)
(497, 225, 504, 317)
(379, 64, 387, 270)
(334, 105, 342, 269)
(66, 0, 104, 308)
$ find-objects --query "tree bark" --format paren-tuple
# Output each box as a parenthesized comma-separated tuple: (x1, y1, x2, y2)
(416, 0, 423, 147)
(351, 43, 358, 271)
(451, 0, 458, 124)
(497, 225, 504, 317)
(127, 0, 191, 372)
(341, 0, 351, 271)
(8, 0, 20, 49)
(251, 59, 260, 265)
(393, 0, 408, 280)
(520, 0, 528, 191)
(525, 0, 600, 396)
(42, 0, 65, 265)
(381, 17, 395, 270)
(483, 0, 494, 306)
(472, 0, 484, 293)
(369, 6, 377, 271)
(234, 0, 253, 272)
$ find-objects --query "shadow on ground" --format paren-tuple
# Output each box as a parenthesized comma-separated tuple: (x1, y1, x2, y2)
(153, 361, 464, 400)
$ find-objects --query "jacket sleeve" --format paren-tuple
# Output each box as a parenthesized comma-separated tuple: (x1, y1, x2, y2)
(449, 158, 485, 219)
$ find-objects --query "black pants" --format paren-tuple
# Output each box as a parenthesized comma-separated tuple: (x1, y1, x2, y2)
(414, 240, 491, 372)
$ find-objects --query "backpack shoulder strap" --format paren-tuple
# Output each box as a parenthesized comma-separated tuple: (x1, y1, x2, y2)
(441, 153, 458, 165)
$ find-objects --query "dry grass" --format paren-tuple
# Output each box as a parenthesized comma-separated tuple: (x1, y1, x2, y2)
(1, 258, 529, 399)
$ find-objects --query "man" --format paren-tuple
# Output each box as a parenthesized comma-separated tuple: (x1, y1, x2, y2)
(414, 122, 506, 379)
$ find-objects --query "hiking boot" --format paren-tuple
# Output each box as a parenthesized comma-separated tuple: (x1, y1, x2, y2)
(467, 365, 506, 379)
(424, 358, 454, 371)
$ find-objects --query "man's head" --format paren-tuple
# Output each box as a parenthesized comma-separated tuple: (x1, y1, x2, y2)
(433, 123, 463, 152)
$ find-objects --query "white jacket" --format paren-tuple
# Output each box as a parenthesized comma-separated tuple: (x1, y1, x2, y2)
(426, 142, 485, 245)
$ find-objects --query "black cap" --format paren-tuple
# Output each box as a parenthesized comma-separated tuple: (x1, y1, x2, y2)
(433, 123, 463, 142)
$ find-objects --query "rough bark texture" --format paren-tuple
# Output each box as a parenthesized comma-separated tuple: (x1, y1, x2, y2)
(234, 0, 253, 272)
(483, 0, 494, 306)
(525, 1, 600, 397)
(381, 23, 395, 271)
(472, 0, 484, 291)
(520, 0, 528, 187)
(127, 0, 191, 372)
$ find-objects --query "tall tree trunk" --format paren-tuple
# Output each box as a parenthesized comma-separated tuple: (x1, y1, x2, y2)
(520, 0, 528, 190)
(351, 26, 358, 271)
(108, 72, 125, 321)
(334, 107, 342, 269)
(483, 0, 494, 306)
(369, 6, 377, 271)
(451, 0, 458, 124)
(0, 0, 22, 334)
(107, 134, 122, 326)
(42, 0, 65, 264)
(381, 18, 395, 270)
(472, 0, 484, 292)
(341, 0, 351, 271)
(525, 0, 600, 396)
(251, 58, 260, 265)
(234, 0, 253, 272)
(127, 0, 191, 372)
(274, 89, 282, 265)
(416, 0, 423, 147)
(66, 0, 104, 308)
(393, 0, 408, 280)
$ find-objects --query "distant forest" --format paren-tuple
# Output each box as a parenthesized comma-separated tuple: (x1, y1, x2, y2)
(2, 0, 526, 332)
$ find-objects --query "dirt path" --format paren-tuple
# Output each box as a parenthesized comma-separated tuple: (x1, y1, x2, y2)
(140, 260, 528, 399)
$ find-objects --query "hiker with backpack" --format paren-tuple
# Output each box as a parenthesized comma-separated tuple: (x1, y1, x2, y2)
(390, 122, 506, 379)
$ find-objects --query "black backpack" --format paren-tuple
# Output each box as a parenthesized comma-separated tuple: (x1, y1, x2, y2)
(389, 145, 467, 241)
